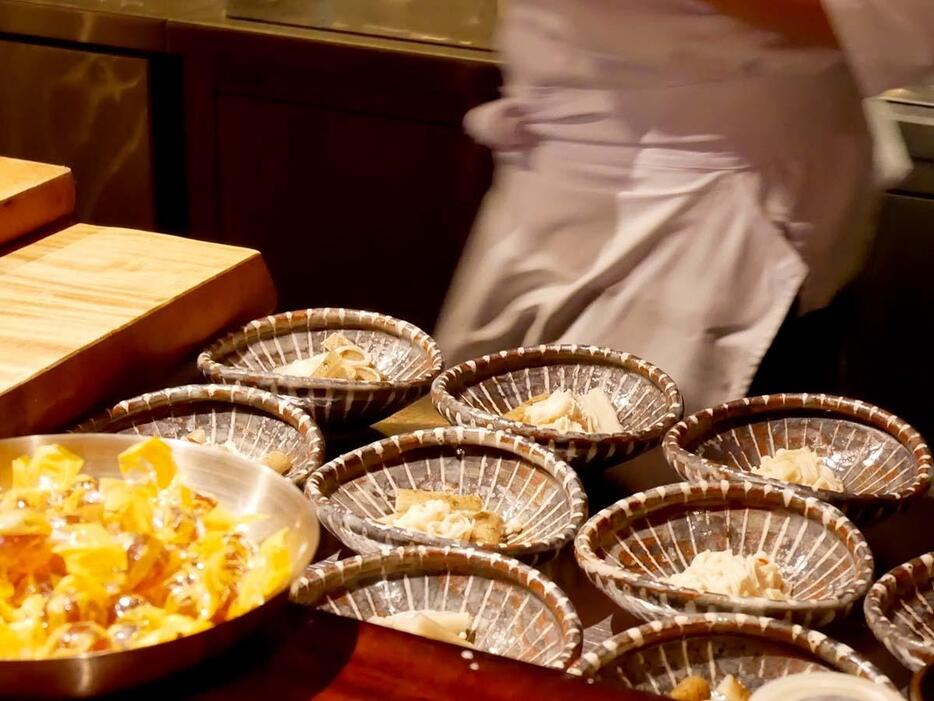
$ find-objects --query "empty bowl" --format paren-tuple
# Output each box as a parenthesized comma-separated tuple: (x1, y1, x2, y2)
(663, 393, 933, 523)
(198, 308, 444, 426)
(567, 612, 893, 693)
(74, 384, 325, 485)
(305, 427, 588, 565)
(291, 546, 583, 669)
(431, 344, 682, 468)
(574, 480, 874, 626)
(865, 552, 934, 672)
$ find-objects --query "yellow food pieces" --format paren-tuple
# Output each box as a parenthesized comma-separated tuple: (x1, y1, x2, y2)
(0, 437, 291, 660)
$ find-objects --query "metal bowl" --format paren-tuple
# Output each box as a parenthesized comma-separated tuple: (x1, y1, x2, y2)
(574, 480, 874, 627)
(73, 384, 326, 486)
(568, 612, 893, 692)
(0, 433, 320, 698)
(431, 344, 682, 469)
(663, 394, 933, 524)
(198, 308, 445, 426)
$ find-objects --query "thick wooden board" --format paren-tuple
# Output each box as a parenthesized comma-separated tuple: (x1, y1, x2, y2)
(0, 223, 276, 436)
(0, 156, 75, 245)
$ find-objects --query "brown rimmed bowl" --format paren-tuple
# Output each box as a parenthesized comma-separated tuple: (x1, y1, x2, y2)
(567, 612, 893, 693)
(430, 345, 682, 468)
(73, 384, 325, 486)
(865, 552, 934, 672)
(291, 545, 583, 669)
(0, 433, 319, 698)
(305, 427, 588, 565)
(663, 393, 933, 524)
(198, 308, 444, 427)
(574, 480, 874, 627)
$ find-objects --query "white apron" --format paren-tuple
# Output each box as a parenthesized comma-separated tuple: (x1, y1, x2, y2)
(436, 0, 933, 411)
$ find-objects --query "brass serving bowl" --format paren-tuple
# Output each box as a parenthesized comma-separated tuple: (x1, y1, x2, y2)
(0, 433, 320, 698)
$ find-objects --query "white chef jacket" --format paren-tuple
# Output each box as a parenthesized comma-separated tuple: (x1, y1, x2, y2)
(435, 0, 934, 411)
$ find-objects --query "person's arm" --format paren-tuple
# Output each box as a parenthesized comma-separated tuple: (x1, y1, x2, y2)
(701, 0, 839, 47)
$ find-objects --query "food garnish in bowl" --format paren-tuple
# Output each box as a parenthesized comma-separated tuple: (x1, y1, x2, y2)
(182, 430, 293, 475)
(663, 550, 788, 601)
(0, 437, 291, 660)
(368, 610, 474, 648)
(380, 489, 522, 546)
(504, 388, 623, 434)
(275, 332, 382, 382)
(670, 674, 750, 701)
(751, 447, 843, 492)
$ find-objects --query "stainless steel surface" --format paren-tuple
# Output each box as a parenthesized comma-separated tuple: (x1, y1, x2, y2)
(225, 0, 497, 49)
(0, 433, 319, 698)
(887, 87, 934, 108)
(0, 39, 157, 228)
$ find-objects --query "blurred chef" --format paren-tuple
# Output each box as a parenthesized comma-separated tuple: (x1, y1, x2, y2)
(436, 0, 934, 409)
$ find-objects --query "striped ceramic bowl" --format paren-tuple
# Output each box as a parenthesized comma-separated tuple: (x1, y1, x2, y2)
(431, 345, 682, 468)
(663, 394, 933, 524)
(198, 308, 444, 426)
(568, 612, 893, 693)
(74, 384, 325, 485)
(574, 481, 874, 627)
(305, 427, 588, 565)
(291, 546, 582, 669)
(865, 552, 934, 672)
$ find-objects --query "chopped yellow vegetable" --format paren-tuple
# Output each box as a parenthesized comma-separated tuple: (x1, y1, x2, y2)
(0, 437, 291, 659)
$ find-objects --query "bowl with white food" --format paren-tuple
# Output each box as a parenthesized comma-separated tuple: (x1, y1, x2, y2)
(305, 427, 588, 565)
(574, 480, 874, 627)
(431, 345, 682, 468)
(73, 384, 325, 486)
(198, 308, 445, 426)
(567, 613, 893, 698)
(291, 546, 583, 670)
(662, 394, 933, 524)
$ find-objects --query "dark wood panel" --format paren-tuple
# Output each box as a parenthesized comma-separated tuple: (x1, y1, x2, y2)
(843, 193, 934, 441)
(216, 93, 491, 331)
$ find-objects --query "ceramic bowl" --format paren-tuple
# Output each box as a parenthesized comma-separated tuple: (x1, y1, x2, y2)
(431, 345, 682, 468)
(291, 546, 583, 669)
(0, 433, 319, 698)
(574, 480, 874, 627)
(663, 393, 933, 523)
(865, 552, 934, 672)
(74, 384, 325, 486)
(305, 427, 587, 565)
(567, 612, 893, 693)
(198, 308, 444, 426)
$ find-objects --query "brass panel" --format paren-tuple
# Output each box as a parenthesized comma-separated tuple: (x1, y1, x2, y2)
(0, 39, 156, 228)
(226, 0, 498, 50)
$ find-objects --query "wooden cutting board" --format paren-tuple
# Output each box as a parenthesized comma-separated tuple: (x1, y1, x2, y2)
(0, 223, 276, 437)
(0, 156, 75, 246)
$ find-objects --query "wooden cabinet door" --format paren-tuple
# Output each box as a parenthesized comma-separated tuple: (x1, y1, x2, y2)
(216, 93, 491, 332)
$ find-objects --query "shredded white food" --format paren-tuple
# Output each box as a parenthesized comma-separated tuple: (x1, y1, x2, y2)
(368, 610, 474, 648)
(506, 388, 623, 434)
(380, 489, 506, 545)
(275, 332, 382, 382)
(664, 550, 788, 600)
(752, 447, 843, 492)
